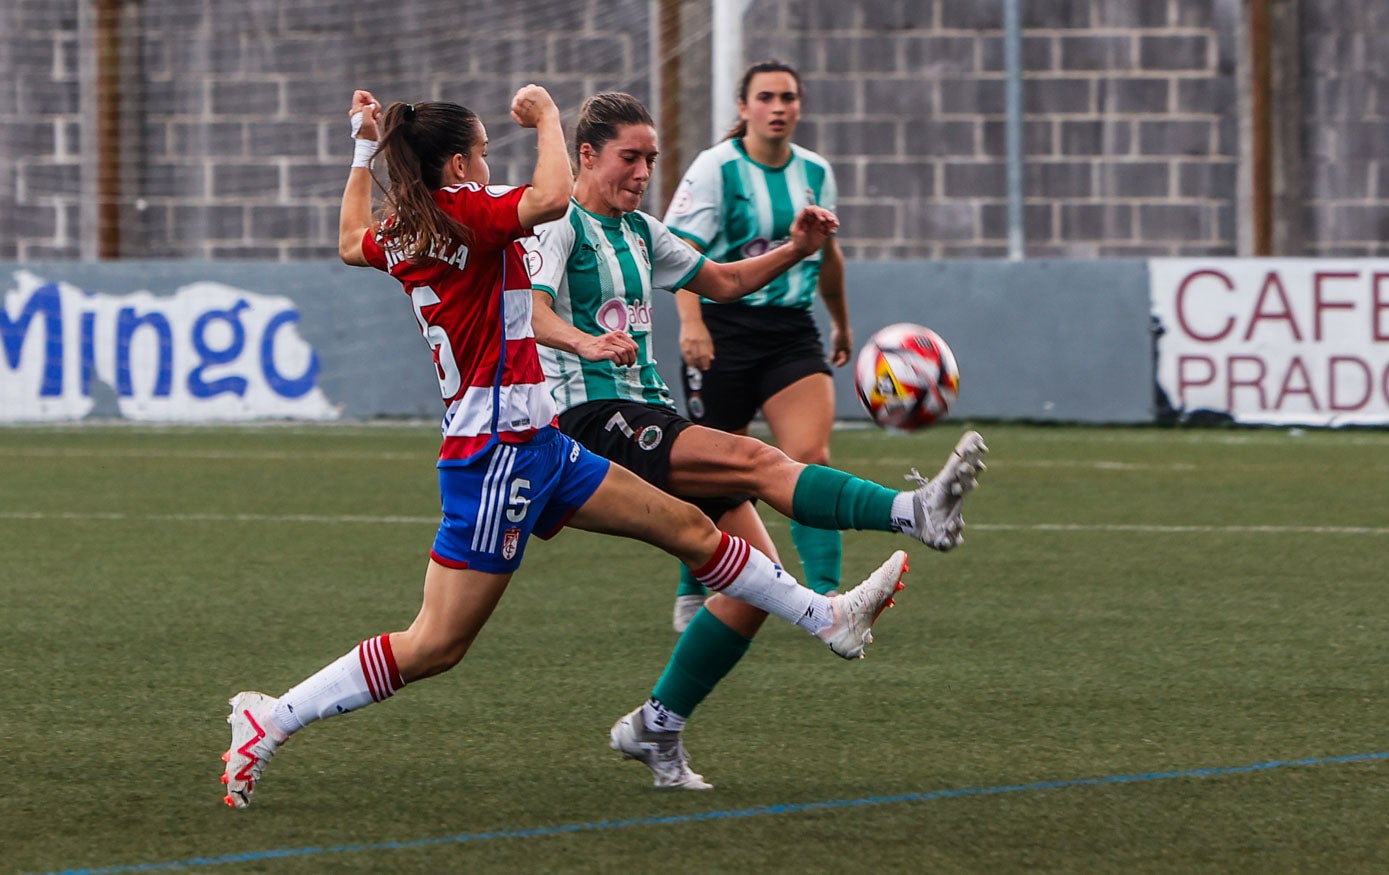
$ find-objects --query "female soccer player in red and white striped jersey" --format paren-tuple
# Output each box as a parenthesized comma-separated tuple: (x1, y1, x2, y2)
(218, 85, 906, 809)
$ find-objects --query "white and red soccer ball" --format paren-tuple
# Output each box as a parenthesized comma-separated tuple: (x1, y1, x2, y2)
(854, 323, 960, 430)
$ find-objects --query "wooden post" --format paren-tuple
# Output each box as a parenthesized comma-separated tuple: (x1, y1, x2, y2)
(657, 0, 682, 212)
(95, 0, 122, 259)
(1248, 0, 1273, 255)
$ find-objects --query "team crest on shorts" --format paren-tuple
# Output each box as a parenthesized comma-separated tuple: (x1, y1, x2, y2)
(501, 527, 521, 560)
(636, 424, 663, 450)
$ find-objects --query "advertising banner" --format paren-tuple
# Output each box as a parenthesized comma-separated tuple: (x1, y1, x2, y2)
(2, 268, 338, 422)
(1151, 259, 1389, 426)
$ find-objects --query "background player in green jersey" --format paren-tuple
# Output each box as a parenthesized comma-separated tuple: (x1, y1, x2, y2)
(526, 91, 987, 789)
(663, 60, 851, 630)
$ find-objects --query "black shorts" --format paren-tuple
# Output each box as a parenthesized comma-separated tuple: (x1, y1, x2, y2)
(681, 303, 832, 431)
(556, 399, 751, 524)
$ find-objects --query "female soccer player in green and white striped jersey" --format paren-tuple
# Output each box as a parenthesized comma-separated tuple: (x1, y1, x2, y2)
(526, 91, 986, 791)
(663, 60, 849, 629)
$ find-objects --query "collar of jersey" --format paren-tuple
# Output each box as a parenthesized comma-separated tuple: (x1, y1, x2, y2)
(733, 137, 792, 173)
(571, 197, 625, 229)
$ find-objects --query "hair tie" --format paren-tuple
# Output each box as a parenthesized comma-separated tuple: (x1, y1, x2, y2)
(404, 103, 416, 121)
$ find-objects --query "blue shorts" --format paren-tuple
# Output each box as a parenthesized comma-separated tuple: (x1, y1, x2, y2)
(431, 427, 610, 574)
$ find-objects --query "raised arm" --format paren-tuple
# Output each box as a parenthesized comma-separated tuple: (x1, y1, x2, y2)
(339, 89, 381, 266)
(510, 85, 572, 230)
(682, 206, 839, 304)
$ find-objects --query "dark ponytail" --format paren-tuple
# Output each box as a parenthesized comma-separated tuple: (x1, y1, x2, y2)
(723, 59, 802, 141)
(375, 101, 480, 262)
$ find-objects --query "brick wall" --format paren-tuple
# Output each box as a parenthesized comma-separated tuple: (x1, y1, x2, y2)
(2, 0, 1386, 261)
(1300, 0, 1389, 255)
(743, 0, 1243, 258)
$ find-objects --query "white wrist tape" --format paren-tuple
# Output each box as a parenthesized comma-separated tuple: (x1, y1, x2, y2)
(352, 137, 377, 169)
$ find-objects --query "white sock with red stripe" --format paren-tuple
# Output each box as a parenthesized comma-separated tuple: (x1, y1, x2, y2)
(270, 634, 404, 735)
(692, 533, 833, 633)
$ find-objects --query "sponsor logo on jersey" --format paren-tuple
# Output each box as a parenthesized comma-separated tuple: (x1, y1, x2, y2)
(569, 441, 581, 462)
(485, 185, 514, 198)
(742, 237, 770, 257)
(595, 298, 653, 333)
(636, 424, 663, 450)
(524, 249, 543, 277)
(668, 188, 694, 215)
(501, 527, 520, 560)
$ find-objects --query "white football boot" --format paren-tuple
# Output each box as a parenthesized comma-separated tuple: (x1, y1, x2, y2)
(817, 550, 908, 659)
(908, 430, 988, 551)
(609, 708, 711, 790)
(222, 691, 288, 809)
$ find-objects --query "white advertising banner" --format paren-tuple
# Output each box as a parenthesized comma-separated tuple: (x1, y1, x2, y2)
(1150, 259, 1389, 426)
(1, 269, 339, 422)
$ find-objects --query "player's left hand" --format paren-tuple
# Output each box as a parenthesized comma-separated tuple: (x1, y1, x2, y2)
(789, 206, 839, 256)
(577, 330, 638, 366)
(829, 324, 853, 367)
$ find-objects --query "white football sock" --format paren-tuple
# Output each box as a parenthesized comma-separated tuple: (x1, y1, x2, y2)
(889, 492, 916, 533)
(692, 533, 833, 633)
(272, 634, 403, 735)
(643, 697, 687, 733)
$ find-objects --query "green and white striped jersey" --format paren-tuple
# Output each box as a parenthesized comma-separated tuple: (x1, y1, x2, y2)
(525, 200, 706, 412)
(662, 138, 837, 310)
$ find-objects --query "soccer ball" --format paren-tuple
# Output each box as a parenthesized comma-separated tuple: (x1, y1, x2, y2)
(854, 323, 960, 430)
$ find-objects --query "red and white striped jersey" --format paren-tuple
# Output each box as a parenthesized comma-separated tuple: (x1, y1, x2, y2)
(362, 182, 557, 465)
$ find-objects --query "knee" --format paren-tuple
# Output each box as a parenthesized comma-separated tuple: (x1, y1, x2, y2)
(673, 499, 722, 557)
(398, 633, 472, 681)
(734, 438, 792, 477)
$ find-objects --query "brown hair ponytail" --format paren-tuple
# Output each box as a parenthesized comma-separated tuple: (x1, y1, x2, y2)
(375, 101, 481, 262)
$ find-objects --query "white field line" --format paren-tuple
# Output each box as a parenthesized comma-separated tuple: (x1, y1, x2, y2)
(973, 523, 1389, 536)
(0, 447, 1203, 471)
(2, 511, 1386, 536)
(0, 447, 421, 461)
(0, 511, 436, 524)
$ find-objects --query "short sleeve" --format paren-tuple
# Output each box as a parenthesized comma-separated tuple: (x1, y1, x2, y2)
(522, 209, 576, 297)
(438, 183, 530, 250)
(361, 226, 388, 271)
(820, 160, 838, 213)
(661, 149, 723, 250)
(645, 213, 706, 292)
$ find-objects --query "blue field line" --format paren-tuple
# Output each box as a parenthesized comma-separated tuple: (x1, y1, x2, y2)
(40, 750, 1388, 875)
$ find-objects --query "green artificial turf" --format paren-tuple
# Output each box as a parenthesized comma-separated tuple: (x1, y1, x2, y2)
(3, 423, 1386, 873)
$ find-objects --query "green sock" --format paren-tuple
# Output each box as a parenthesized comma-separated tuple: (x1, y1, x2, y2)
(650, 607, 752, 718)
(790, 464, 896, 531)
(675, 563, 705, 599)
(790, 521, 842, 594)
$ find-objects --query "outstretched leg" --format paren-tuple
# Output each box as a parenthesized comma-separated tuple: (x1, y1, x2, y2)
(667, 426, 988, 551)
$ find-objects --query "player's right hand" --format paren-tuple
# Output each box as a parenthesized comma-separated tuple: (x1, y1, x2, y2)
(350, 90, 381, 141)
(679, 322, 715, 370)
(511, 84, 558, 129)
